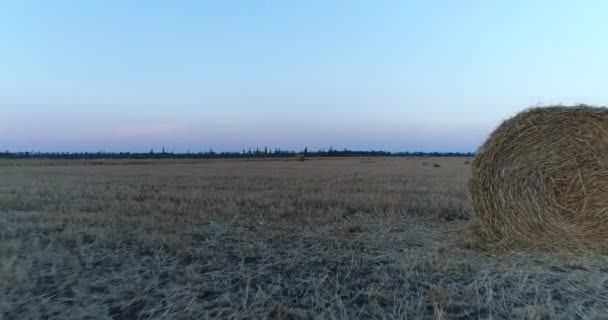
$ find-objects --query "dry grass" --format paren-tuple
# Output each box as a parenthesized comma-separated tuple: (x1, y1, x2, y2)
(470, 105, 608, 251)
(1, 157, 607, 319)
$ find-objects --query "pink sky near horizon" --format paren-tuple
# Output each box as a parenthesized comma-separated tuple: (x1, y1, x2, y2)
(0, 113, 492, 153)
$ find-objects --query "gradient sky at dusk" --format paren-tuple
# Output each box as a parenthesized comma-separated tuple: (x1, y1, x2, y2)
(2, 1, 607, 152)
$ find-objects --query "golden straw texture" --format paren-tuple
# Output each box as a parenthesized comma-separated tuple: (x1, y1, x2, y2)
(470, 105, 608, 250)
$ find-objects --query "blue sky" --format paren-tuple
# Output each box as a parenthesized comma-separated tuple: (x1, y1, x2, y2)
(2, 1, 607, 152)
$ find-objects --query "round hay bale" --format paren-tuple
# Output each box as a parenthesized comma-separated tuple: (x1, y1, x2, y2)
(295, 154, 306, 161)
(469, 105, 608, 250)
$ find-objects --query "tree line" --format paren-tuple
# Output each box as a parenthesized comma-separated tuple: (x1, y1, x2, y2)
(0, 147, 473, 159)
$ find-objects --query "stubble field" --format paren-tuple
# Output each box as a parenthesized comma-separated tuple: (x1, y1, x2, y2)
(1, 157, 607, 319)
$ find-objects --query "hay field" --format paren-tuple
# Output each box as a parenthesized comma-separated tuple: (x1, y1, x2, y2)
(1, 157, 607, 319)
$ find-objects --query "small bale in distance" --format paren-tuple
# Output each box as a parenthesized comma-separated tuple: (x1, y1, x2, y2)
(295, 154, 306, 161)
(469, 105, 608, 251)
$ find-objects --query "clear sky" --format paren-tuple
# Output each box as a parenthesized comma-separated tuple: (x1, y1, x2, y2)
(2, 1, 607, 153)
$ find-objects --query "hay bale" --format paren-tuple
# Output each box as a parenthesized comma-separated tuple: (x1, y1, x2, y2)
(295, 154, 306, 161)
(469, 105, 608, 250)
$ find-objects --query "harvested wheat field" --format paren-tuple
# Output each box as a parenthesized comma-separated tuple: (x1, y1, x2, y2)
(1, 157, 608, 319)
